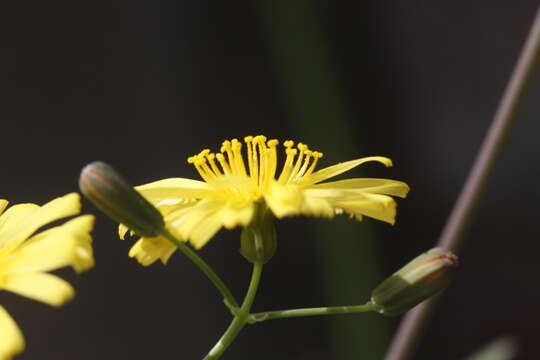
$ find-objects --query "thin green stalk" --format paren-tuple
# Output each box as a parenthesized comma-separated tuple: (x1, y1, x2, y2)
(385, 5, 540, 360)
(203, 261, 264, 360)
(249, 302, 378, 323)
(160, 228, 239, 309)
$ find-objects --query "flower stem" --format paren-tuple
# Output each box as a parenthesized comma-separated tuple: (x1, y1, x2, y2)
(385, 6, 540, 360)
(203, 261, 264, 360)
(160, 228, 239, 308)
(248, 302, 378, 323)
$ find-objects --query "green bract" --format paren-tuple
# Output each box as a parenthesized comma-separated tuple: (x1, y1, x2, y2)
(240, 203, 277, 264)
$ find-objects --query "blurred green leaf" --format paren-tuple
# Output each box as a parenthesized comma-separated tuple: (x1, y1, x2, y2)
(256, 1, 389, 359)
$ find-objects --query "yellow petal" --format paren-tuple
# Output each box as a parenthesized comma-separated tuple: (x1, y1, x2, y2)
(311, 178, 410, 198)
(137, 178, 209, 190)
(301, 156, 393, 186)
(0, 306, 25, 359)
(24, 214, 94, 246)
(166, 200, 223, 247)
(194, 198, 254, 242)
(0, 204, 40, 246)
(220, 202, 254, 229)
(128, 236, 177, 266)
(188, 212, 224, 249)
(2, 272, 75, 307)
(70, 233, 94, 273)
(334, 193, 398, 224)
(265, 182, 304, 218)
(303, 188, 372, 202)
(0, 193, 81, 252)
(0, 199, 9, 215)
(3, 215, 95, 274)
(136, 178, 212, 203)
(299, 195, 335, 218)
(118, 224, 129, 240)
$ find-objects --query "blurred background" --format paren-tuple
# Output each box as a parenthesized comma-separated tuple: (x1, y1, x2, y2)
(3, 1, 539, 359)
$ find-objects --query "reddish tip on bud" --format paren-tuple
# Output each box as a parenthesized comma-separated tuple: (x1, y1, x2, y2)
(79, 161, 164, 237)
(370, 247, 458, 316)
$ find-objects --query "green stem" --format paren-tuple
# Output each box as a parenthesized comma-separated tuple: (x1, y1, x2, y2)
(160, 228, 239, 309)
(248, 302, 378, 323)
(203, 261, 264, 360)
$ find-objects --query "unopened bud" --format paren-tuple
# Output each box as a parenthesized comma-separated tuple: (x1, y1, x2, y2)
(79, 161, 164, 237)
(371, 247, 458, 316)
(240, 204, 277, 264)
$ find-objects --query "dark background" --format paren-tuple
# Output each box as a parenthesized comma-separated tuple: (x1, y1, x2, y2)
(3, 1, 539, 359)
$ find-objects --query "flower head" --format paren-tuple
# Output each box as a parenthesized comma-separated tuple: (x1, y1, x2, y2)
(0, 193, 94, 359)
(122, 135, 409, 263)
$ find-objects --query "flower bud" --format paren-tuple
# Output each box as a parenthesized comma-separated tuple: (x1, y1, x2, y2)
(240, 204, 277, 264)
(370, 247, 458, 316)
(79, 161, 164, 237)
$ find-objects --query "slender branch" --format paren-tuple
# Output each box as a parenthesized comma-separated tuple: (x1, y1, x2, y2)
(160, 229, 239, 309)
(203, 261, 264, 360)
(385, 6, 540, 360)
(248, 302, 378, 323)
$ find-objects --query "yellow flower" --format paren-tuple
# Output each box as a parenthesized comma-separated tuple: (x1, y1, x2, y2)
(121, 135, 409, 263)
(0, 193, 94, 359)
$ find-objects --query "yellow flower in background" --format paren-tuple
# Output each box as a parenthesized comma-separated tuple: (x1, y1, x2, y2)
(0, 193, 94, 359)
(121, 135, 409, 263)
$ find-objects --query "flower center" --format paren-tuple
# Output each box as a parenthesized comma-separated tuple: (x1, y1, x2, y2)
(187, 135, 324, 191)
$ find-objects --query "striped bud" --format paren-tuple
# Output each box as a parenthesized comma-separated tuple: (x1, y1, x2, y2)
(79, 161, 164, 237)
(371, 247, 458, 316)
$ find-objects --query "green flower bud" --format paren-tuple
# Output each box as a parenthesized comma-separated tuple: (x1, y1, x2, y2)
(371, 247, 458, 316)
(79, 161, 164, 237)
(240, 203, 277, 264)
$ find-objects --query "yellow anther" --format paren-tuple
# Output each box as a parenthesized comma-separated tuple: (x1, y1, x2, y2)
(220, 140, 237, 174)
(262, 140, 278, 190)
(220, 141, 231, 157)
(254, 136, 270, 188)
(254, 135, 267, 143)
(190, 154, 214, 182)
(199, 149, 211, 157)
(232, 139, 246, 176)
(194, 157, 206, 166)
(200, 162, 216, 180)
(268, 139, 279, 147)
(206, 153, 222, 176)
(293, 150, 313, 182)
(244, 136, 255, 178)
(288, 143, 307, 184)
(303, 150, 323, 178)
(188, 135, 322, 189)
(216, 153, 231, 175)
(278, 147, 297, 184)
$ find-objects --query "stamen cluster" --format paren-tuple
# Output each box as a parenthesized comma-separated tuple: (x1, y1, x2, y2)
(187, 135, 323, 190)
